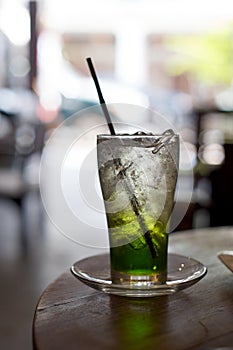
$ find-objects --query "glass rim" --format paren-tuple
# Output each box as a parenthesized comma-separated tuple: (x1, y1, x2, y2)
(97, 133, 179, 139)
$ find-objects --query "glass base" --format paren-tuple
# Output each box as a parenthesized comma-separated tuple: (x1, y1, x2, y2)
(71, 253, 207, 297)
(111, 270, 167, 286)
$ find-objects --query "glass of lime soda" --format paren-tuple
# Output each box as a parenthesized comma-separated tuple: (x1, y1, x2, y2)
(97, 129, 179, 285)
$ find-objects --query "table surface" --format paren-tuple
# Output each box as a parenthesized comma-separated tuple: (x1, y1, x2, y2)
(33, 227, 233, 350)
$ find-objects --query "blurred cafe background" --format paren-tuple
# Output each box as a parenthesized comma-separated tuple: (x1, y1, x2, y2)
(1, 0, 233, 348)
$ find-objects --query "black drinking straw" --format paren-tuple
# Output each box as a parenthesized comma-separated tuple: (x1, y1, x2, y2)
(86, 57, 156, 258)
(86, 57, 116, 135)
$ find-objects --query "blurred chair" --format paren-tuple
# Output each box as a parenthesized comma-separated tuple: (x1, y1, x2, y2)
(0, 109, 45, 250)
(172, 107, 233, 230)
(193, 108, 233, 227)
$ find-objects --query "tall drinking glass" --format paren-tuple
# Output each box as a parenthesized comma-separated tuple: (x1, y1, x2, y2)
(97, 129, 179, 285)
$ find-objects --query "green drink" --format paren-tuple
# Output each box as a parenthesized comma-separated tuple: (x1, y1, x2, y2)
(97, 130, 179, 285)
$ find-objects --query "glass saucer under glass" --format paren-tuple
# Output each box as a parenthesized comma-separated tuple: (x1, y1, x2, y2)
(70, 253, 207, 297)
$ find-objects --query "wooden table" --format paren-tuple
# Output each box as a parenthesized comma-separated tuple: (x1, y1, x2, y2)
(33, 227, 233, 350)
